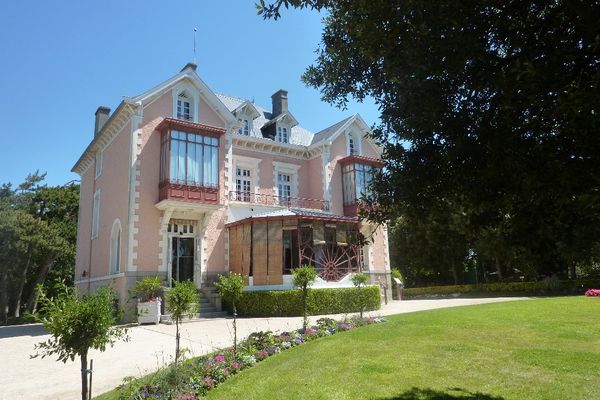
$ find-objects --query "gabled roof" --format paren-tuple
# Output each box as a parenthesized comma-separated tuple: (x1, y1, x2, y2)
(131, 63, 238, 129)
(215, 93, 314, 146)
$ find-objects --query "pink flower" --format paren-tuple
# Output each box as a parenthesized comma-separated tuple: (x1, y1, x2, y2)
(232, 361, 241, 370)
(585, 289, 600, 297)
(213, 354, 226, 363)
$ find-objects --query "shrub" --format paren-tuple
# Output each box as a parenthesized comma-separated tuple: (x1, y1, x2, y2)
(233, 286, 381, 317)
(215, 273, 244, 354)
(131, 276, 164, 302)
(585, 289, 600, 297)
(402, 279, 600, 299)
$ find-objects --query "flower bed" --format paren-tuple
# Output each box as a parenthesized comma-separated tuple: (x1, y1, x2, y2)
(585, 289, 600, 297)
(116, 316, 385, 399)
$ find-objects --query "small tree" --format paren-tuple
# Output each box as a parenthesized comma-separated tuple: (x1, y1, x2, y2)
(351, 272, 369, 318)
(166, 280, 199, 363)
(32, 283, 127, 400)
(215, 273, 244, 354)
(292, 265, 317, 331)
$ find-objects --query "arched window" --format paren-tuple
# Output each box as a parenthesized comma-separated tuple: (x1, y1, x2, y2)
(110, 219, 122, 274)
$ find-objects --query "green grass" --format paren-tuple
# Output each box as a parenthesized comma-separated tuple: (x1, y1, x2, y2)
(204, 297, 600, 400)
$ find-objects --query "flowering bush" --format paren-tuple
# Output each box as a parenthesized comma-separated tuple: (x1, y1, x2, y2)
(585, 289, 600, 297)
(118, 316, 386, 399)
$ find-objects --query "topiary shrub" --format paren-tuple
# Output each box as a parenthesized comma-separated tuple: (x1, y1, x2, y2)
(233, 286, 381, 317)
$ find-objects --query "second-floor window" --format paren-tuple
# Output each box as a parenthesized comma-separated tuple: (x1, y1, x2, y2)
(177, 94, 192, 121)
(161, 130, 219, 188)
(342, 163, 375, 205)
(236, 168, 252, 202)
(278, 173, 291, 199)
(276, 126, 288, 143)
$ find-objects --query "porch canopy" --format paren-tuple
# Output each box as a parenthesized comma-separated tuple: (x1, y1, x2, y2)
(226, 209, 362, 285)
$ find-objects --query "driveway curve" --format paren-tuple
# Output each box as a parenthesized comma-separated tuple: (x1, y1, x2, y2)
(0, 297, 530, 400)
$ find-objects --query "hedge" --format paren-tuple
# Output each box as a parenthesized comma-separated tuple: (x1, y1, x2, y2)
(232, 286, 381, 317)
(402, 278, 600, 299)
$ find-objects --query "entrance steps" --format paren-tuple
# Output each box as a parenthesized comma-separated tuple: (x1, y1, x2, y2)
(160, 287, 228, 323)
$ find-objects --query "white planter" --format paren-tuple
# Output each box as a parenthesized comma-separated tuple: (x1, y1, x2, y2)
(137, 300, 161, 325)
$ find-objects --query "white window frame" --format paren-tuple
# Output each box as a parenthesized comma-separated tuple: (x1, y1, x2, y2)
(276, 125, 289, 143)
(237, 118, 251, 136)
(95, 149, 103, 179)
(346, 130, 362, 156)
(233, 156, 261, 201)
(92, 189, 100, 239)
(172, 83, 199, 123)
(273, 161, 300, 201)
(109, 219, 122, 274)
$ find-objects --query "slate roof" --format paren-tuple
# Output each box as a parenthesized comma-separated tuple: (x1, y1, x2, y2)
(216, 93, 352, 147)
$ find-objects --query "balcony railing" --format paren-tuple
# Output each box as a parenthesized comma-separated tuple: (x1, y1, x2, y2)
(229, 190, 330, 211)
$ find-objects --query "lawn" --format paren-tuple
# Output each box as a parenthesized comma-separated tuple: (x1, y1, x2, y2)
(203, 297, 599, 400)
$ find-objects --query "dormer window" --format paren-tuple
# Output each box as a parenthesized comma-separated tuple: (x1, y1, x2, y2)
(276, 126, 289, 143)
(177, 93, 192, 121)
(238, 118, 250, 136)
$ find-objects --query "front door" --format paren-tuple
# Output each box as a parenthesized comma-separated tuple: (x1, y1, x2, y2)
(171, 237, 194, 283)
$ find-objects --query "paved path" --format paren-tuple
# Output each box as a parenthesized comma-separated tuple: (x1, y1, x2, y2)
(0, 297, 530, 400)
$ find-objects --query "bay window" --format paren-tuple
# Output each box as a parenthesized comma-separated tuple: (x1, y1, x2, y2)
(342, 163, 375, 206)
(160, 130, 219, 188)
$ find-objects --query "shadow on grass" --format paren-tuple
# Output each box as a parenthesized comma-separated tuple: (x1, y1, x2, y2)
(378, 387, 505, 400)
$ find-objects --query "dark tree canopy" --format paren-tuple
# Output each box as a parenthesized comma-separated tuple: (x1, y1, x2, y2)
(260, 1, 600, 281)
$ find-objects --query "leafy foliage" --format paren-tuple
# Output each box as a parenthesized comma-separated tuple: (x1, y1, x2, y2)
(351, 273, 370, 318)
(32, 282, 127, 400)
(233, 286, 380, 317)
(167, 281, 199, 362)
(259, 1, 600, 283)
(292, 265, 317, 330)
(215, 273, 245, 354)
(0, 172, 78, 323)
(131, 276, 164, 302)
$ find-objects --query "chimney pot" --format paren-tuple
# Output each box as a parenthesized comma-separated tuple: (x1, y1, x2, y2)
(94, 106, 111, 137)
(271, 89, 288, 118)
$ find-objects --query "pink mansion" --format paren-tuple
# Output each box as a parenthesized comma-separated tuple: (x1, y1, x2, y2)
(73, 63, 391, 306)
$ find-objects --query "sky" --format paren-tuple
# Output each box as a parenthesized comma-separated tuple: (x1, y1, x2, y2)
(0, 1, 379, 187)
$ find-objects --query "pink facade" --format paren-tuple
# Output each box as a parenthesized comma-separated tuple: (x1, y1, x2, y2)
(73, 64, 391, 306)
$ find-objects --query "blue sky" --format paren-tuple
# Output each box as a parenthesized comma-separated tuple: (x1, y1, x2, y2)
(0, 1, 378, 187)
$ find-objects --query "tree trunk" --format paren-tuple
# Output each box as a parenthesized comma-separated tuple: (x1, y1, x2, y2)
(451, 265, 459, 285)
(0, 267, 8, 325)
(12, 244, 33, 318)
(80, 351, 88, 400)
(569, 262, 577, 280)
(495, 256, 503, 280)
(233, 302, 237, 355)
(302, 287, 308, 331)
(26, 255, 56, 313)
(175, 317, 180, 363)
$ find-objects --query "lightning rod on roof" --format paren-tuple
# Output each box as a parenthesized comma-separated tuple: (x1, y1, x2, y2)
(193, 27, 197, 64)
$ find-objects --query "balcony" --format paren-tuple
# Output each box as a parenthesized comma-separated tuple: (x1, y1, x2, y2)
(159, 180, 219, 204)
(229, 190, 330, 211)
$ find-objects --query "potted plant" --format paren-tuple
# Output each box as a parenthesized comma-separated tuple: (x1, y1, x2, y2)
(131, 276, 163, 324)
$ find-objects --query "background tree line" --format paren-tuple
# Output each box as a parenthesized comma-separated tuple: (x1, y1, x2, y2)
(259, 1, 600, 286)
(0, 172, 79, 324)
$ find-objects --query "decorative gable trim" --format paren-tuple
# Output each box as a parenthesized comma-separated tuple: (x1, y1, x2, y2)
(72, 101, 136, 175)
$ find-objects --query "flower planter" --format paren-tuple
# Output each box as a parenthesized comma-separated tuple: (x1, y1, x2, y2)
(137, 299, 161, 325)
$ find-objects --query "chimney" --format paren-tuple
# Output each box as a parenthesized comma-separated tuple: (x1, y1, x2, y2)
(94, 106, 111, 137)
(271, 89, 288, 117)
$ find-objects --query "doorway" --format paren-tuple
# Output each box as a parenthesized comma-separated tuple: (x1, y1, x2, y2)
(171, 237, 194, 283)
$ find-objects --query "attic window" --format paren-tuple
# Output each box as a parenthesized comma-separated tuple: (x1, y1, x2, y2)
(176, 92, 192, 121)
(238, 118, 250, 136)
(276, 126, 289, 143)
